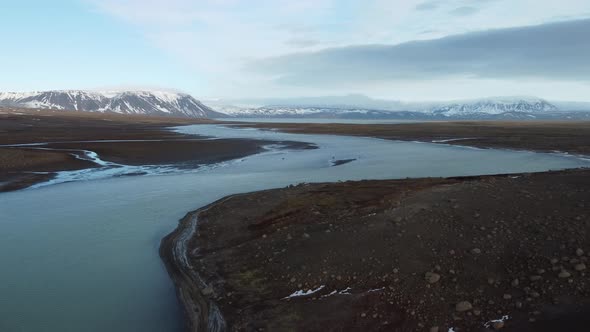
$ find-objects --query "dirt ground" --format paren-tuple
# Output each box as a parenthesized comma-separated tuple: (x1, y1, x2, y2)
(171, 169, 590, 331)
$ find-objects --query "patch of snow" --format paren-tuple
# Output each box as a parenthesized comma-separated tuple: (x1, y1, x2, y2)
(283, 285, 325, 299)
(321, 290, 338, 298)
(0, 90, 214, 118)
(483, 315, 510, 328)
(338, 287, 352, 294)
(320, 287, 353, 298)
(367, 287, 385, 292)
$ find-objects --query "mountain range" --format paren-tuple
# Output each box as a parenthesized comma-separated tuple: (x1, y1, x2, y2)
(212, 96, 590, 120)
(0, 90, 223, 118)
(2, 90, 590, 120)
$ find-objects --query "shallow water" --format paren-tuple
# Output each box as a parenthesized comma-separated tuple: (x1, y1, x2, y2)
(0, 124, 588, 332)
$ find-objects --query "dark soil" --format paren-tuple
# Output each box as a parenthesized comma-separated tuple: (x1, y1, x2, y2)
(165, 169, 590, 331)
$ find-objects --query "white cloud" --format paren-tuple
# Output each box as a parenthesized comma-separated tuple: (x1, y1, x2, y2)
(253, 20, 590, 83)
(86, 0, 590, 99)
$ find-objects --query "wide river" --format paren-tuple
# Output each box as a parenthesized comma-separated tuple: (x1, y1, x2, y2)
(1, 124, 589, 332)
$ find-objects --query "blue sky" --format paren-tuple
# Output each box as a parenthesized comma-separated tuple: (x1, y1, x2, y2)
(1, 0, 590, 101)
(0, 1, 200, 92)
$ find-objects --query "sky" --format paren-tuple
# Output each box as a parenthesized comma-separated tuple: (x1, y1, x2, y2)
(1, 0, 589, 101)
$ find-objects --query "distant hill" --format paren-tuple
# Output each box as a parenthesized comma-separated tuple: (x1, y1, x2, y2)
(212, 96, 590, 120)
(429, 97, 558, 117)
(0, 90, 223, 118)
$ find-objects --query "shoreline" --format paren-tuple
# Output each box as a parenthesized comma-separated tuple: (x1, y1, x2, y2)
(243, 121, 590, 156)
(160, 194, 254, 331)
(0, 109, 316, 192)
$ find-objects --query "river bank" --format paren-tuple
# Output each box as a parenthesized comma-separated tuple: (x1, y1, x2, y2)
(0, 108, 314, 191)
(162, 168, 590, 331)
(246, 120, 590, 155)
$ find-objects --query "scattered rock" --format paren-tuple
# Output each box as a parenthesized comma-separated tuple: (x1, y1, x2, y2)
(558, 270, 572, 278)
(493, 321, 505, 330)
(430, 327, 439, 332)
(575, 263, 587, 271)
(529, 275, 542, 281)
(503, 294, 512, 300)
(425, 272, 441, 284)
(576, 248, 585, 257)
(471, 248, 482, 255)
(455, 301, 473, 312)
(201, 286, 214, 296)
(511, 279, 520, 287)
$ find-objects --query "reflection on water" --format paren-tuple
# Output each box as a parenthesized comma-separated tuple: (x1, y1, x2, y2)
(0, 124, 588, 332)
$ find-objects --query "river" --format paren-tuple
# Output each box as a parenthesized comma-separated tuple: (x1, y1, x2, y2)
(0, 124, 588, 331)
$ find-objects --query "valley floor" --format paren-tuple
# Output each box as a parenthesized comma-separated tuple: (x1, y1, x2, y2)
(4, 108, 590, 330)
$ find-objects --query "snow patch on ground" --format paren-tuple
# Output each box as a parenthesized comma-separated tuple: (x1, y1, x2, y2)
(320, 287, 353, 298)
(483, 315, 510, 328)
(283, 285, 325, 299)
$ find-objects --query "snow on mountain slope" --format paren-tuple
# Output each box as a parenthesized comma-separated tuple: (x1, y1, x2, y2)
(0, 90, 223, 118)
(217, 96, 566, 119)
(430, 97, 559, 117)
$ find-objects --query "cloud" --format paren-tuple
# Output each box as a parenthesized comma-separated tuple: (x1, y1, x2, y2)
(86, 0, 590, 98)
(250, 19, 590, 87)
(285, 38, 321, 48)
(415, 1, 439, 11)
(449, 6, 479, 16)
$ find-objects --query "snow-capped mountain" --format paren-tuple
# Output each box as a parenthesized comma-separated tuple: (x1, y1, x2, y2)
(430, 97, 559, 117)
(217, 106, 421, 119)
(0, 90, 223, 118)
(215, 96, 584, 120)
